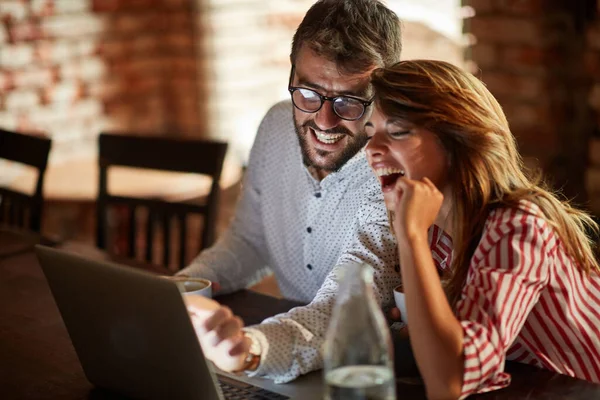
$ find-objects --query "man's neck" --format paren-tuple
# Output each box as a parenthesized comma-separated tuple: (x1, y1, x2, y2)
(307, 165, 330, 181)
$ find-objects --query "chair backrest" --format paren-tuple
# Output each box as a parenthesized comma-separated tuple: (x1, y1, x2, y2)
(96, 133, 228, 270)
(0, 128, 52, 232)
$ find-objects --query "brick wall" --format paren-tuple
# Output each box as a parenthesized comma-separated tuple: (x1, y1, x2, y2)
(196, 0, 313, 162)
(0, 0, 202, 163)
(586, 1, 600, 213)
(465, 0, 597, 206)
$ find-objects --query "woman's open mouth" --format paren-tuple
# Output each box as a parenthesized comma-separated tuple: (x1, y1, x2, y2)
(373, 168, 405, 191)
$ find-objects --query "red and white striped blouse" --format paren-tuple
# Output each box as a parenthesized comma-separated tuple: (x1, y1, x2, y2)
(429, 201, 600, 398)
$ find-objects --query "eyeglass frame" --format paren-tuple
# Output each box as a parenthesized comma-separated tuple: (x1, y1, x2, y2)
(287, 65, 374, 121)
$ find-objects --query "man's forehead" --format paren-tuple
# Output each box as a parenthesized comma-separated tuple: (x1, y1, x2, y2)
(294, 64, 374, 97)
(293, 46, 375, 95)
(295, 67, 371, 86)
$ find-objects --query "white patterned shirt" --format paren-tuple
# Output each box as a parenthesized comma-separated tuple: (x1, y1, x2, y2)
(179, 100, 400, 382)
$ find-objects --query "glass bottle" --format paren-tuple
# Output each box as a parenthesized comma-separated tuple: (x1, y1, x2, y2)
(323, 262, 396, 400)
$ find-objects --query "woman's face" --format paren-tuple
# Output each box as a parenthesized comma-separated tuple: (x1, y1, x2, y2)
(365, 106, 450, 210)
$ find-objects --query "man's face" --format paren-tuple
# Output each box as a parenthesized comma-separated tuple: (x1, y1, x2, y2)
(291, 46, 374, 179)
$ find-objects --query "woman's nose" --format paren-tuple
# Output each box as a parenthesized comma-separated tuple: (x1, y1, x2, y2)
(365, 131, 388, 159)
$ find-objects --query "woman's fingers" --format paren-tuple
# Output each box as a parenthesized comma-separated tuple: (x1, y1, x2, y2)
(395, 176, 441, 204)
(389, 307, 402, 321)
(394, 175, 412, 189)
(422, 177, 441, 194)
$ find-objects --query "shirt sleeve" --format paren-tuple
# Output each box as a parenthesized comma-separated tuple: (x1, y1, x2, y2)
(457, 209, 551, 399)
(176, 108, 275, 293)
(243, 188, 400, 383)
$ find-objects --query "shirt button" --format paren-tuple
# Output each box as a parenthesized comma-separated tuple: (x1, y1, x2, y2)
(314, 192, 321, 198)
(307, 227, 312, 233)
(306, 264, 313, 270)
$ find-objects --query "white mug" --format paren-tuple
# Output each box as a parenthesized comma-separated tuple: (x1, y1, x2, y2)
(173, 277, 212, 298)
(393, 285, 408, 324)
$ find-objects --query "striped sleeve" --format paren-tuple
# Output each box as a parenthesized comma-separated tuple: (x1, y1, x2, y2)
(457, 208, 551, 399)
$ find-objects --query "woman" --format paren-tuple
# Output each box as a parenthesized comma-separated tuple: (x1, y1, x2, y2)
(365, 59, 600, 399)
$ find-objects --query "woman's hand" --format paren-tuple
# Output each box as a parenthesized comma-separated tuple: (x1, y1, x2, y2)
(389, 306, 403, 321)
(391, 177, 443, 241)
(184, 295, 251, 372)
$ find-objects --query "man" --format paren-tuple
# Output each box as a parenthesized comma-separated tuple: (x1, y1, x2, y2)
(180, 0, 402, 382)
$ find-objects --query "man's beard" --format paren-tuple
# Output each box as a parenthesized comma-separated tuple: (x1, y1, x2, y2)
(293, 117, 368, 173)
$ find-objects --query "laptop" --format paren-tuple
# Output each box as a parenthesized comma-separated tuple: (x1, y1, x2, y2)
(35, 246, 317, 400)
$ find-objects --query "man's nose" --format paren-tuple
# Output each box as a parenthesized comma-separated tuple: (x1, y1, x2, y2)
(313, 100, 342, 131)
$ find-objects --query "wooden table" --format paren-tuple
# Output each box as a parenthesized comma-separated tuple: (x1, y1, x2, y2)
(1, 229, 599, 399)
(0, 225, 61, 260)
(0, 225, 40, 259)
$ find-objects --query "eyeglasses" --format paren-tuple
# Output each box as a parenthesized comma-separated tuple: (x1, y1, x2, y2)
(288, 66, 373, 121)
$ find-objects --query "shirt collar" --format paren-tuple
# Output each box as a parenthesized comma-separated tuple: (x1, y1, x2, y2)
(304, 148, 368, 189)
(429, 224, 453, 275)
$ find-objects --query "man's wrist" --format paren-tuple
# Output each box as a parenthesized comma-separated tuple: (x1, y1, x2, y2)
(234, 333, 262, 373)
(241, 350, 261, 372)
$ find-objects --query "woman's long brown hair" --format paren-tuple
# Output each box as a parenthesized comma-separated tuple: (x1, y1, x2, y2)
(371, 60, 600, 307)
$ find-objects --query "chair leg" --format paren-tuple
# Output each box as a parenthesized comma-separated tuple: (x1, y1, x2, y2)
(145, 210, 154, 263)
(8, 200, 15, 226)
(179, 214, 187, 269)
(17, 203, 25, 228)
(96, 202, 106, 249)
(128, 207, 137, 259)
(162, 213, 171, 268)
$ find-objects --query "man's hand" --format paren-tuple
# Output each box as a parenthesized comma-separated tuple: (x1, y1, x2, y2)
(184, 295, 251, 372)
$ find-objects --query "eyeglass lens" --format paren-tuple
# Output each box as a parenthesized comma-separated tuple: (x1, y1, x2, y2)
(292, 88, 365, 120)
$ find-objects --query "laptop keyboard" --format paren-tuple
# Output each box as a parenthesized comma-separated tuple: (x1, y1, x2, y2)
(217, 375, 290, 400)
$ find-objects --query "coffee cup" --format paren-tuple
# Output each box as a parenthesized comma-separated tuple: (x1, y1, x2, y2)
(393, 284, 408, 324)
(172, 277, 212, 298)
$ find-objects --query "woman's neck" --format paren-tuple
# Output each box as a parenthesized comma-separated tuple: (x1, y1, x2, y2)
(434, 185, 455, 238)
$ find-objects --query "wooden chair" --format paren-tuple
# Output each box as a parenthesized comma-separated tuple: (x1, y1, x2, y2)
(0, 129, 52, 232)
(96, 133, 228, 270)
